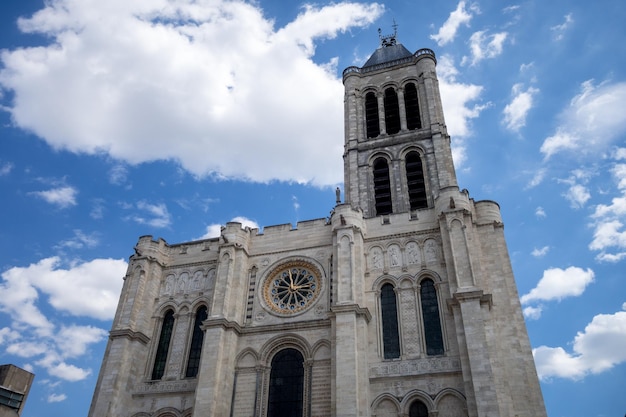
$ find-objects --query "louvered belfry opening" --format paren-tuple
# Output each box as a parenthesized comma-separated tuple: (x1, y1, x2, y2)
(384, 87, 401, 135)
(373, 158, 392, 215)
(404, 83, 421, 130)
(365, 92, 380, 138)
(406, 151, 427, 210)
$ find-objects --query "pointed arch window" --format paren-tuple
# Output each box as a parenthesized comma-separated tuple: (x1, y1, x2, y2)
(268, 348, 304, 417)
(185, 306, 208, 378)
(373, 158, 392, 215)
(365, 92, 380, 138)
(409, 400, 429, 417)
(381, 283, 400, 359)
(420, 279, 444, 356)
(384, 87, 401, 135)
(151, 309, 175, 380)
(404, 83, 422, 130)
(406, 152, 428, 210)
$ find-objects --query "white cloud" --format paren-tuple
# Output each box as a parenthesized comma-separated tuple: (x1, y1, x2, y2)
(0, 256, 127, 322)
(563, 183, 591, 209)
(540, 80, 626, 159)
(0, 256, 125, 382)
(462, 30, 508, 66)
(521, 266, 594, 304)
(47, 393, 67, 403)
(503, 83, 539, 132)
(125, 200, 172, 228)
(199, 216, 260, 239)
(533, 306, 626, 380)
(436, 54, 489, 165)
(531, 246, 550, 257)
(430, 1, 477, 46)
(0, 161, 14, 176)
(56, 229, 100, 250)
(0, 0, 384, 187)
(535, 206, 547, 218)
(551, 13, 574, 41)
(523, 305, 543, 320)
(29, 186, 78, 208)
(589, 155, 626, 261)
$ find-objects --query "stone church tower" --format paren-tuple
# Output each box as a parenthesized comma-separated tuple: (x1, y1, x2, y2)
(88, 32, 546, 417)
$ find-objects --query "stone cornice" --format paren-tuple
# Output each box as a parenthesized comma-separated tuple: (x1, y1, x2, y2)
(109, 328, 150, 345)
(330, 304, 372, 322)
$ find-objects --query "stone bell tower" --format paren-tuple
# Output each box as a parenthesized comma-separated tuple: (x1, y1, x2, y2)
(338, 27, 547, 416)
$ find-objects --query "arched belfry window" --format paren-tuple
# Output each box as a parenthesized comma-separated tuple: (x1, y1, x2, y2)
(373, 158, 392, 215)
(380, 283, 400, 359)
(420, 279, 444, 356)
(152, 309, 175, 380)
(365, 92, 380, 138)
(406, 152, 428, 210)
(185, 305, 208, 378)
(268, 348, 304, 417)
(384, 87, 401, 135)
(409, 400, 429, 417)
(404, 83, 422, 130)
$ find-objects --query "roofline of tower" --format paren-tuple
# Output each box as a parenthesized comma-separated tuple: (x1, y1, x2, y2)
(342, 48, 436, 81)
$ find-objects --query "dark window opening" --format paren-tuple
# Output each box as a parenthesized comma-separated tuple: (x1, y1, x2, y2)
(384, 87, 401, 135)
(421, 279, 444, 356)
(381, 283, 400, 359)
(373, 158, 393, 215)
(365, 92, 380, 138)
(152, 309, 175, 380)
(268, 348, 304, 417)
(406, 151, 428, 210)
(185, 306, 208, 378)
(409, 400, 429, 417)
(404, 83, 422, 130)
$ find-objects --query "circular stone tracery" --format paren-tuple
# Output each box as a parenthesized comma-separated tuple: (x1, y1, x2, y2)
(262, 261, 322, 315)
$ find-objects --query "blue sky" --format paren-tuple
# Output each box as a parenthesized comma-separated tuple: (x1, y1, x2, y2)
(0, 0, 624, 416)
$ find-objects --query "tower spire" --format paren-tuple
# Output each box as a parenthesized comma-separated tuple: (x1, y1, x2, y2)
(378, 20, 398, 47)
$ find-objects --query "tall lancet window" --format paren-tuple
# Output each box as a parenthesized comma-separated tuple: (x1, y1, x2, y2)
(404, 83, 422, 130)
(420, 279, 444, 355)
(185, 305, 208, 378)
(406, 151, 428, 210)
(152, 309, 175, 380)
(381, 283, 400, 359)
(268, 348, 304, 417)
(365, 92, 380, 138)
(373, 158, 393, 215)
(384, 87, 401, 134)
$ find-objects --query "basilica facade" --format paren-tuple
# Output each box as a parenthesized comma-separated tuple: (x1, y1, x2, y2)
(88, 34, 546, 417)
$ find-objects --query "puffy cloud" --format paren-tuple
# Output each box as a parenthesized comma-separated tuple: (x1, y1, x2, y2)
(0, 256, 126, 382)
(540, 80, 626, 159)
(534, 306, 626, 380)
(523, 305, 543, 320)
(430, 1, 478, 46)
(521, 266, 594, 304)
(436, 54, 489, 165)
(29, 186, 78, 208)
(462, 30, 508, 66)
(0, 0, 384, 187)
(535, 206, 547, 218)
(563, 183, 591, 209)
(199, 216, 260, 240)
(589, 154, 626, 261)
(0, 257, 126, 321)
(503, 83, 539, 132)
